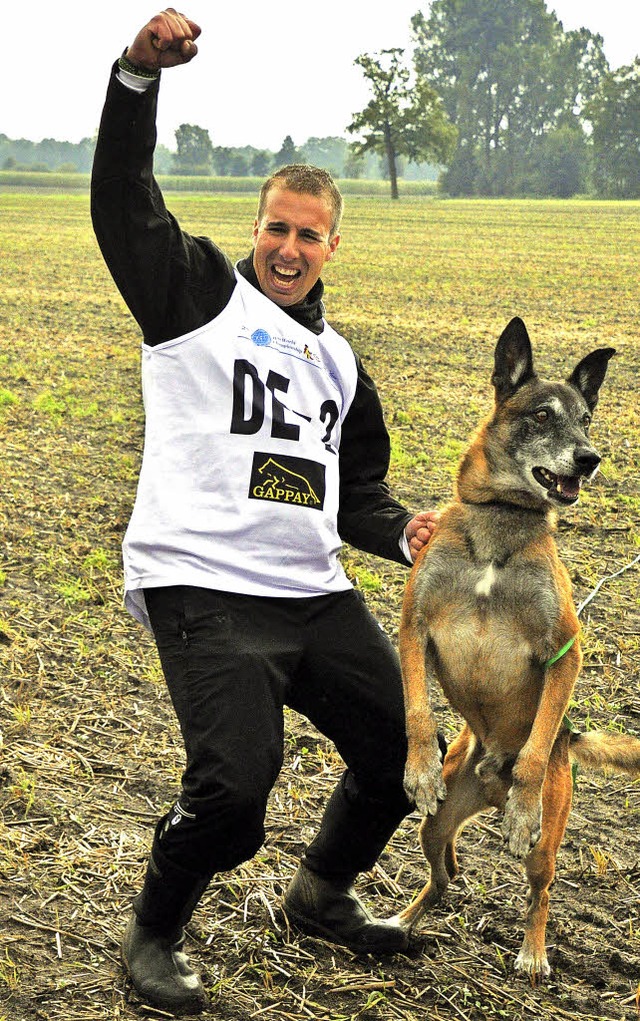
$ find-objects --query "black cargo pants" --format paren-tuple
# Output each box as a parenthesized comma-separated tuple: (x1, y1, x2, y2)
(143, 584, 414, 884)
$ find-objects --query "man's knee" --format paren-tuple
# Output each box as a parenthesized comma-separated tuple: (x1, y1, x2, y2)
(157, 786, 269, 873)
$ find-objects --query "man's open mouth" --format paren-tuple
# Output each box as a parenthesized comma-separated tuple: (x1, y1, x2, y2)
(271, 265, 301, 284)
(532, 466, 582, 504)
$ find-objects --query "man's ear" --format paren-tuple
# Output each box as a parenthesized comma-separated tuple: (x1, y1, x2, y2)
(252, 218, 259, 244)
(326, 233, 341, 260)
(491, 317, 535, 402)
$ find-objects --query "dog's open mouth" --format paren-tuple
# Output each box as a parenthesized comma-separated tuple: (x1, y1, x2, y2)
(532, 467, 582, 504)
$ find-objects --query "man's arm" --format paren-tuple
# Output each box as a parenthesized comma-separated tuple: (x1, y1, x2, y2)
(91, 11, 236, 345)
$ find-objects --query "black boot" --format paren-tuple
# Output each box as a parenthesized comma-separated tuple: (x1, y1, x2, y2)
(122, 840, 210, 1014)
(282, 765, 445, 955)
(121, 912, 208, 1015)
(283, 862, 408, 953)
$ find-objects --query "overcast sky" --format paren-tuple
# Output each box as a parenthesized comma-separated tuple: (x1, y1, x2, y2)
(4, 1, 639, 151)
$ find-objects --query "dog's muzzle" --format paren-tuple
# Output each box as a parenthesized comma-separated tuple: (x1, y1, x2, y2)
(533, 447, 601, 505)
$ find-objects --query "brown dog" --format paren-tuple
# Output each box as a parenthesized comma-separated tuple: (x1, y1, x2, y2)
(395, 317, 640, 979)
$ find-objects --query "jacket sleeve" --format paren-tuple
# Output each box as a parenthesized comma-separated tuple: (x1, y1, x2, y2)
(337, 356, 413, 565)
(91, 64, 235, 345)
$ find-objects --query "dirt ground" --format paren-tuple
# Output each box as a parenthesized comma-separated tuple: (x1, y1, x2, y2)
(1, 195, 639, 1021)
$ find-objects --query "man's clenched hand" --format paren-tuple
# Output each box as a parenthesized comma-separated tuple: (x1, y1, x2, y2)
(126, 8, 201, 71)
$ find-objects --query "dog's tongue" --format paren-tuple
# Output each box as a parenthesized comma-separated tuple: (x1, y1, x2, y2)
(559, 475, 581, 500)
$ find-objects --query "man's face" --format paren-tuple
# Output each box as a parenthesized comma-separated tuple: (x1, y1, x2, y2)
(252, 185, 340, 307)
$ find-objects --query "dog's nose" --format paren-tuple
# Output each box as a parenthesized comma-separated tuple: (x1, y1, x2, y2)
(573, 448, 601, 475)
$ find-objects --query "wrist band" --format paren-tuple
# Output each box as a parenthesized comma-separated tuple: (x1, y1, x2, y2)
(118, 53, 160, 80)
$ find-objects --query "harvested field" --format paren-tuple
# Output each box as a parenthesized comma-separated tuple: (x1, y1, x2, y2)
(1, 192, 639, 1021)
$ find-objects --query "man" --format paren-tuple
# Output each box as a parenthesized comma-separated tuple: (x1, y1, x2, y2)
(92, 9, 443, 1015)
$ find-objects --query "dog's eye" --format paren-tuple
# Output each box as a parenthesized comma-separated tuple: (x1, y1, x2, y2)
(582, 413, 591, 430)
(534, 409, 549, 423)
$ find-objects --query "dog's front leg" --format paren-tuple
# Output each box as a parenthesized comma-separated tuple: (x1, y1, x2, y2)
(502, 637, 581, 858)
(399, 613, 446, 817)
(502, 760, 544, 859)
(404, 708, 447, 816)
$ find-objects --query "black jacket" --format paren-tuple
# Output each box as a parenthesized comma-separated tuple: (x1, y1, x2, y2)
(91, 66, 413, 565)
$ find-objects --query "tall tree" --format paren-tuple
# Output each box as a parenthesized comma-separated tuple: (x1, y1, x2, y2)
(529, 125, 589, 196)
(585, 60, 640, 198)
(172, 123, 214, 175)
(274, 135, 302, 167)
(412, 0, 608, 195)
(251, 150, 272, 176)
(348, 48, 456, 199)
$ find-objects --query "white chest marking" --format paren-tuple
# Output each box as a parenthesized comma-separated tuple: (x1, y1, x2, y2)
(475, 562, 498, 598)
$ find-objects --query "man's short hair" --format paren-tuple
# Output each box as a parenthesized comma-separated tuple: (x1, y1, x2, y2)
(257, 164, 343, 239)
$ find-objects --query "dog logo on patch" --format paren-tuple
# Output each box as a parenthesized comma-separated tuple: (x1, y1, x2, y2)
(249, 453, 325, 510)
(251, 328, 272, 347)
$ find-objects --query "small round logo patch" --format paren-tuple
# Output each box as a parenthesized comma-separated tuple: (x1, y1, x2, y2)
(251, 328, 272, 347)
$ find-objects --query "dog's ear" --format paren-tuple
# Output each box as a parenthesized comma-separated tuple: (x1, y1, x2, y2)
(491, 317, 535, 402)
(567, 348, 616, 411)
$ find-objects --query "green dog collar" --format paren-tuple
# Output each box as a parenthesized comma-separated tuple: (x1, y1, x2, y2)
(545, 634, 578, 669)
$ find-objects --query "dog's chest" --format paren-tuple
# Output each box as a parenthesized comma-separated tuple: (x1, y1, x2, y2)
(417, 546, 559, 707)
(474, 562, 500, 598)
(449, 555, 555, 634)
(418, 543, 556, 621)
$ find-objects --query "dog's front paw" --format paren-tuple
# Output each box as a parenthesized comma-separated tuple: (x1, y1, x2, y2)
(404, 753, 447, 817)
(501, 787, 542, 858)
(514, 945, 551, 981)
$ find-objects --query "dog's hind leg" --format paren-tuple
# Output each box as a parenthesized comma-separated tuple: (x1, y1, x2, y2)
(514, 731, 573, 981)
(394, 727, 491, 930)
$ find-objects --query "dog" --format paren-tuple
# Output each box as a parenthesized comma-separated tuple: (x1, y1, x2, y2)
(395, 317, 640, 979)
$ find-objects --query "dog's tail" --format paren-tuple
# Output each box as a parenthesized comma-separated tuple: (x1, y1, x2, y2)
(569, 730, 640, 777)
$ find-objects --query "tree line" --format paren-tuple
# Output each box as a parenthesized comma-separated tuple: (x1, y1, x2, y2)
(348, 0, 640, 198)
(0, 131, 437, 183)
(168, 129, 438, 181)
(3, 0, 638, 198)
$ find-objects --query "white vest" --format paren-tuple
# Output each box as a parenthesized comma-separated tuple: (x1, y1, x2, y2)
(123, 272, 358, 628)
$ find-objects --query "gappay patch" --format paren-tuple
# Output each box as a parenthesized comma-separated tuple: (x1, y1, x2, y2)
(249, 453, 326, 510)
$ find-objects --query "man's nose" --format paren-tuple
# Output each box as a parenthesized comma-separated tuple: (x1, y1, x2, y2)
(279, 230, 300, 259)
